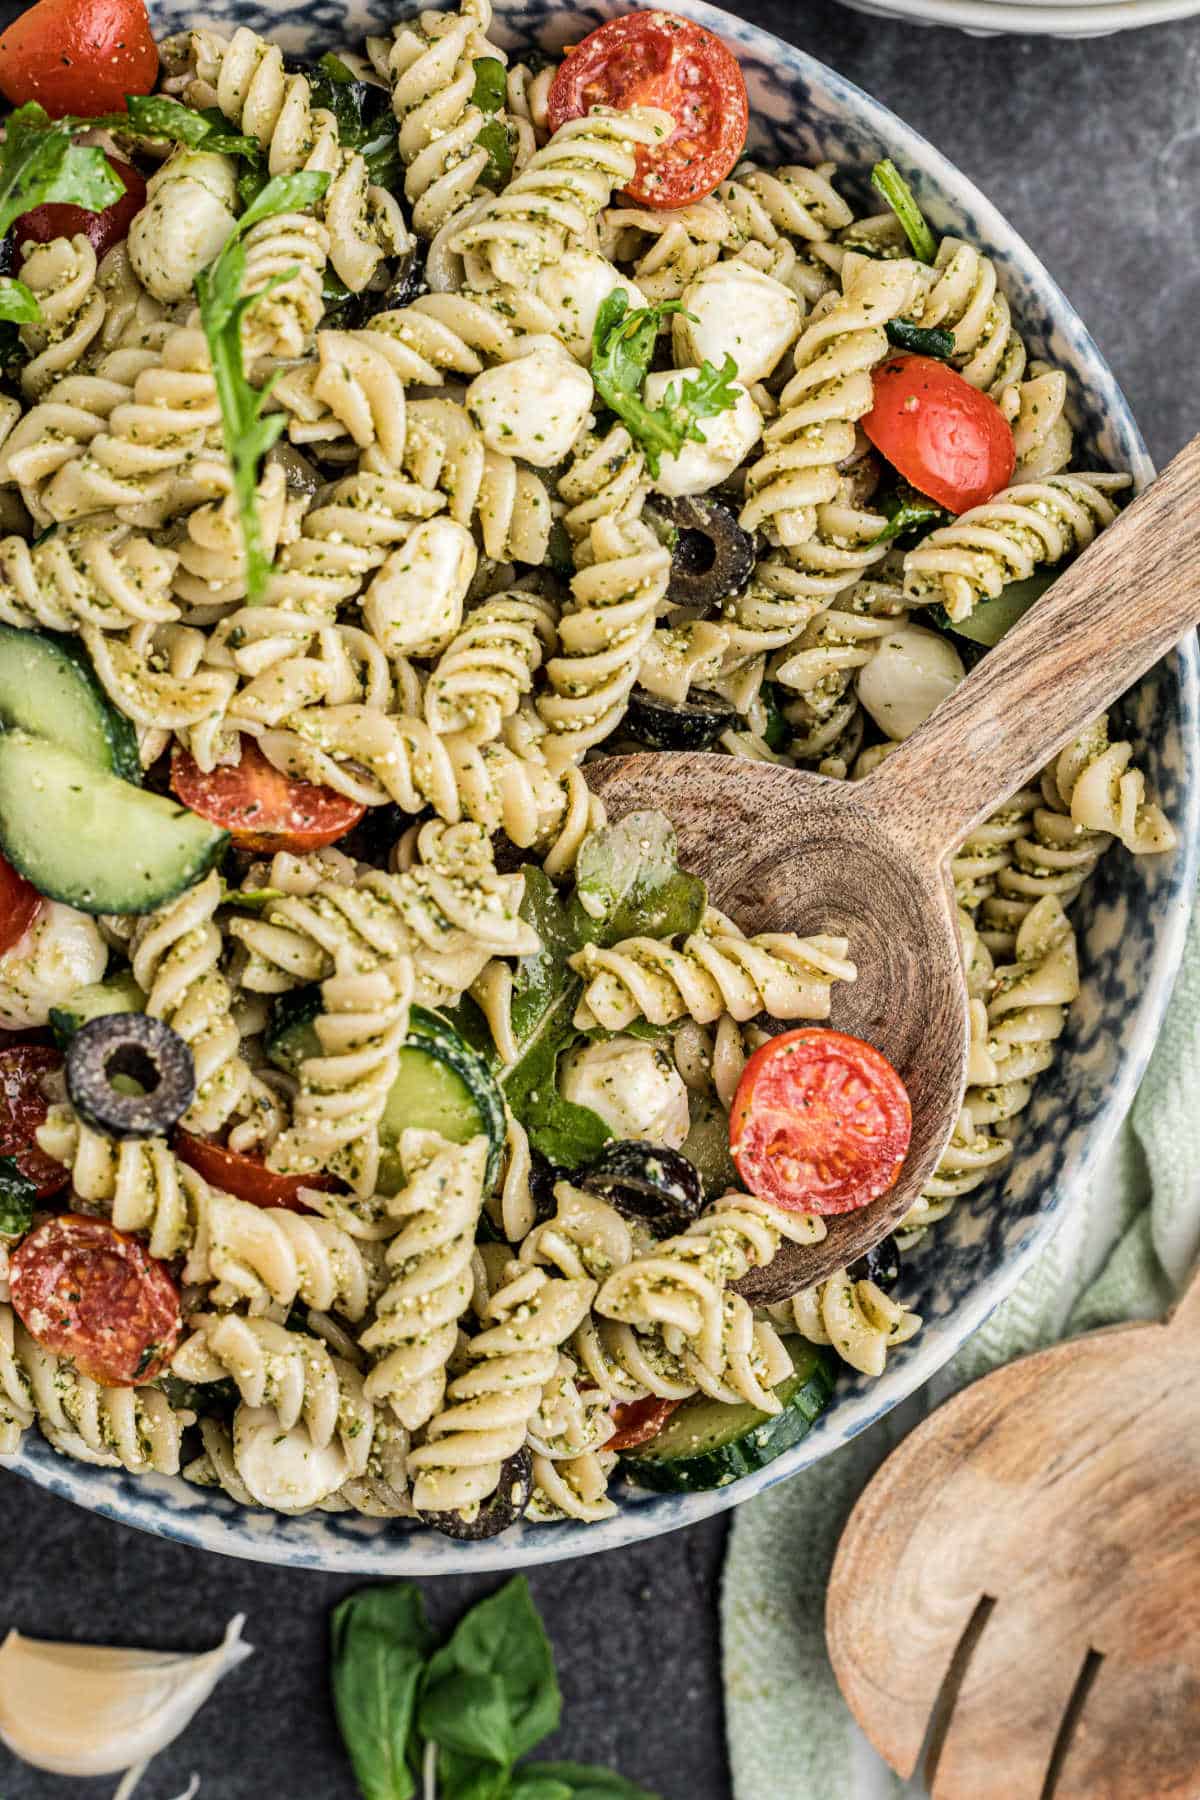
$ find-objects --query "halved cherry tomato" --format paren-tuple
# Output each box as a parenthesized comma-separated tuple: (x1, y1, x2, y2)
(546, 11, 748, 209)
(14, 155, 146, 260)
(0, 1044, 68, 1198)
(170, 739, 366, 854)
(730, 1029, 912, 1216)
(0, 0, 158, 115)
(863, 355, 1016, 514)
(175, 1129, 339, 1213)
(0, 853, 42, 957)
(608, 1395, 679, 1452)
(10, 1214, 180, 1386)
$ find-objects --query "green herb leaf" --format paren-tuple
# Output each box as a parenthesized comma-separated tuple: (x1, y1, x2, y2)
(418, 1672, 515, 1766)
(305, 57, 403, 191)
(884, 318, 954, 359)
(194, 169, 330, 606)
(569, 811, 707, 947)
(0, 276, 39, 324)
(116, 94, 262, 161)
(424, 1579, 561, 1764)
(0, 103, 125, 239)
(867, 481, 951, 548)
(331, 1584, 435, 1800)
(591, 290, 738, 479)
(436, 1756, 512, 1800)
(507, 1777, 575, 1800)
(760, 681, 791, 753)
(870, 158, 938, 265)
(475, 118, 514, 191)
(471, 57, 508, 113)
(0, 1157, 36, 1239)
(519, 1766, 663, 1800)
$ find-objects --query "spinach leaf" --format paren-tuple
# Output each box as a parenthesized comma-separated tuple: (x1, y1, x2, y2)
(885, 319, 954, 359)
(518, 1766, 662, 1800)
(591, 290, 739, 479)
(423, 1579, 561, 1764)
(0, 103, 125, 240)
(306, 55, 403, 191)
(870, 158, 938, 264)
(118, 94, 262, 162)
(0, 1157, 36, 1239)
(331, 1584, 435, 1800)
(194, 170, 330, 606)
(0, 277, 39, 324)
(568, 811, 706, 947)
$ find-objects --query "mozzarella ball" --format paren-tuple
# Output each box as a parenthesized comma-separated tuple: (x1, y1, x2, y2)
(233, 1407, 349, 1512)
(466, 339, 594, 467)
(560, 1037, 690, 1151)
(0, 901, 107, 1030)
(642, 369, 763, 498)
(534, 254, 648, 362)
(857, 624, 966, 741)
(128, 150, 239, 303)
(674, 262, 803, 385)
(363, 518, 476, 658)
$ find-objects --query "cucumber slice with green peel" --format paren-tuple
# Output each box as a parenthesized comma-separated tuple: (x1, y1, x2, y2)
(0, 625, 141, 781)
(266, 992, 506, 1192)
(0, 732, 228, 914)
(49, 971, 146, 1047)
(620, 1340, 838, 1492)
(944, 572, 1056, 648)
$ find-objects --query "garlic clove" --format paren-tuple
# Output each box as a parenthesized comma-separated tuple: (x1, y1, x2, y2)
(0, 1614, 252, 1779)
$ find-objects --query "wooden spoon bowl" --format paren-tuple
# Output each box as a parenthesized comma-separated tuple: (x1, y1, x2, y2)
(589, 433, 1200, 1297)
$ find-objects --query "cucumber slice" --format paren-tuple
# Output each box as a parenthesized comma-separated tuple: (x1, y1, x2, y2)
(0, 732, 228, 914)
(0, 625, 141, 781)
(620, 1339, 837, 1492)
(49, 971, 146, 1047)
(266, 993, 505, 1192)
(946, 572, 1056, 648)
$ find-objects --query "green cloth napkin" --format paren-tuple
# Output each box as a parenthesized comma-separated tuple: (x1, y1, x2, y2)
(722, 893, 1200, 1800)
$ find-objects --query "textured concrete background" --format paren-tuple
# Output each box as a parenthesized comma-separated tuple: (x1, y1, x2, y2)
(2, 4, 1198, 1796)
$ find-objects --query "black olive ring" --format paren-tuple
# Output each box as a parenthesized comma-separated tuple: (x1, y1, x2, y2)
(66, 1013, 197, 1140)
(579, 1140, 705, 1238)
(418, 1446, 534, 1540)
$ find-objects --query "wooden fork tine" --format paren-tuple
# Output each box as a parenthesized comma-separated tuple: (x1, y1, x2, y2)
(1047, 1646, 1200, 1800)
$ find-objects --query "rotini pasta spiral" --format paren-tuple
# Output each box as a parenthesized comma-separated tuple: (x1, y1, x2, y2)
(399, 401, 552, 564)
(172, 1311, 366, 1451)
(913, 236, 1027, 395)
(18, 234, 107, 397)
(0, 521, 179, 633)
(424, 589, 557, 741)
(571, 906, 856, 1031)
(772, 1274, 921, 1378)
(1048, 717, 1176, 855)
(360, 1131, 490, 1429)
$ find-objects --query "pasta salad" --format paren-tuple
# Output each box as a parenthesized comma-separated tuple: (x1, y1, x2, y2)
(0, 0, 1175, 1534)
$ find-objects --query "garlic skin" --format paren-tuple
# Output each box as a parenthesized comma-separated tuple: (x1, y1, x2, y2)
(0, 1615, 252, 1785)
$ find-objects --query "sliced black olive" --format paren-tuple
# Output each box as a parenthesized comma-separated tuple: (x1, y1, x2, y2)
(626, 686, 737, 752)
(848, 1232, 902, 1293)
(578, 1140, 704, 1238)
(66, 1014, 195, 1139)
(529, 1147, 563, 1226)
(418, 1445, 533, 1539)
(372, 242, 426, 314)
(647, 494, 755, 612)
(265, 442, 321, 502)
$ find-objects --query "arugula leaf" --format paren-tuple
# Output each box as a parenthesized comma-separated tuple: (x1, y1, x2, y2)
(0, 103, 125, 240)
(591, 290, 738, 479)
(867, 481, 951, 548)
(331, 1584, 435, 1800)
(423, 1579, 561, 1764)
(568, 811, 706, 946)
(194, 170, 329, 606)
(870, 158, 938, 264)
(0, 1157, 36, 1239)
(518, 1766, 663, 1800)
(885, 318, 954, 359)
(0, 277, 39, 324)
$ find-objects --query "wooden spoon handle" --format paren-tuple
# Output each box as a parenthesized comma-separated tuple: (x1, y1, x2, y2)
(1168, 1258, 1200, 1335)
(859, 432, 1200, 860)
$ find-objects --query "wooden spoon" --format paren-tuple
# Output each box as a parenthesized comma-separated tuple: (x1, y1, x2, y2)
(826, 1267, 1200, 1798)
(586, 434, 1200, 1300)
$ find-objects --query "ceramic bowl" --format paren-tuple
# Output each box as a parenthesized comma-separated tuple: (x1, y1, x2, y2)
(835, 0, 1200, 43)
(3, 0, 1197, 1573)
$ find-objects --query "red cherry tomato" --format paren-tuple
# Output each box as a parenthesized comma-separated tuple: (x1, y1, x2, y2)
(10, 1214, 181, 1386)
(608, 1395, 679, 1452)
(14, 155, 146, 260)
(546, 11, 748, 209)
(0, 1044, 68, 1198)
(175, 1129, 339, 1213)
(170, 739, 366, 854)
(0, 852, 42, 957)
(0, 0, 157, 115)
(863, 355, 1016, 514)
(730, 1029, 912, 1216)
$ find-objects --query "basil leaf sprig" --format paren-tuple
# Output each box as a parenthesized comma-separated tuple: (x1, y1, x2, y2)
(332, 1578, 661, 1800)
(592, 289, 739, 479)
(870, 158, 938, 264)
(0, 101, 130, 325)
(193, 170, 329, 606)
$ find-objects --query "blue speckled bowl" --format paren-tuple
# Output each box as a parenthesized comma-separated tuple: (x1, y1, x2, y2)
(4, 0, 1197, 1573)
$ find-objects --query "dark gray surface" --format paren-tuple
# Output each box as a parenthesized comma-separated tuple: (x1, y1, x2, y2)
(1, 6, 1197, 1797)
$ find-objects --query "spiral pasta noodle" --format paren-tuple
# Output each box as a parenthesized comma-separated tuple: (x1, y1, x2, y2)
(773, 1275, 921, 1378)
(172, 1312, 362, 1450)
(424, 589, 557, 741)
(18, 235, 107, 398)
(0, 522, 179, 633)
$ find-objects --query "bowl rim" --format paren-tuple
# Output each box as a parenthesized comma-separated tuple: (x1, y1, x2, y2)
(4, 0, 1198, 1573)
(837, 0, 1200, 38)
